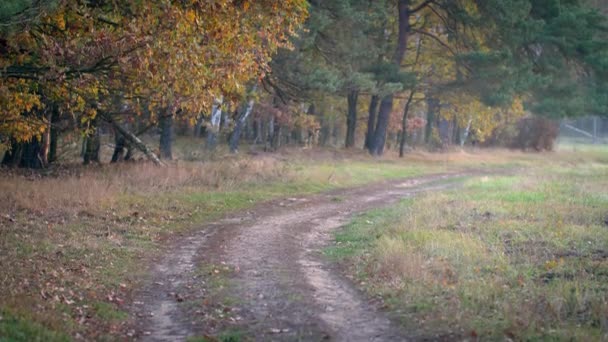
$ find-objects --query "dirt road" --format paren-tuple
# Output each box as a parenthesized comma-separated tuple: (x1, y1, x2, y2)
(131, 172, 473, 341)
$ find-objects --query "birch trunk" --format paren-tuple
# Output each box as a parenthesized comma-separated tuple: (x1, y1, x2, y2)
(206, 96, 224, 150)
(230, 97, 256, 153)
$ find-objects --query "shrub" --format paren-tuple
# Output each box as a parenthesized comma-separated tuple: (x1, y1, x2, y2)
(482, 116, 559, 151)
(511, 116, 559, 151)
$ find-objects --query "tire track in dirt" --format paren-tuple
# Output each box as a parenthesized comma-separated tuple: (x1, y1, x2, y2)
(132, 172, 476, 341)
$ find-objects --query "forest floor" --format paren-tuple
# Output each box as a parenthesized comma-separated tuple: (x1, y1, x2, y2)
(0, 142, 606, 341)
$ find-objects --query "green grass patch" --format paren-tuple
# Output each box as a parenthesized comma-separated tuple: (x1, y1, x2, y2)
(187, 328, 244, 342)
(91, 302, 128, 321)
(0, 310, 70, 342)
(325, 199, 413, 261)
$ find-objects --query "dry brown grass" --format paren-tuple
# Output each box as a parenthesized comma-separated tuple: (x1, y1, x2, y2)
(0, 155, 291, 216)
(0, 146, 442, 340)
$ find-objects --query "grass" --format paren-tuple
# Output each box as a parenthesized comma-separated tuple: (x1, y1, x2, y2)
(328, 147, 608, 340)
(187, 329, 244, 342)
(0, 145, 444, 340)
(2, 139, 606, 340)
(0, 309, 70, 342)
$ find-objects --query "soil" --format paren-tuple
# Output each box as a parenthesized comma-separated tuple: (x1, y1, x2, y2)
(129, 172, 476, 341)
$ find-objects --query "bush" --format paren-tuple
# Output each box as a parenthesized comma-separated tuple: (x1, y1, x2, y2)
(511, 116, 559, 151)
(482, 116, 559, 151)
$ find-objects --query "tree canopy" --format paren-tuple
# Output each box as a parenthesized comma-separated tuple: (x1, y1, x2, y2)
(1, 0, 606, 165)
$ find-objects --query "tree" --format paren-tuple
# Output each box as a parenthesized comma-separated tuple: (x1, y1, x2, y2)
(368, 0, 434, 155)
(0, 0, 308, 166)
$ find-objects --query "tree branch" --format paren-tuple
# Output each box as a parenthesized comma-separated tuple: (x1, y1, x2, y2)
(410, 0, 435, 14)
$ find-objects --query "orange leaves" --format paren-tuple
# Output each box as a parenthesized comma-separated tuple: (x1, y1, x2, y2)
(0, 0, 308, 143)
(185, 10, 197, 24)
(122, 0, 307, 117)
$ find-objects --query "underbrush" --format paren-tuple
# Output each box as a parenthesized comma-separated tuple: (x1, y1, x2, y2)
(329, 154, 608, 340)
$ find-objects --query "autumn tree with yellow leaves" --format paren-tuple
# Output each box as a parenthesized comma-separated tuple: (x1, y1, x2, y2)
(0, 0, 307, 166)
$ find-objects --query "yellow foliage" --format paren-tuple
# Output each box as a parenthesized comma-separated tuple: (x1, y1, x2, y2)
(441, 93, 526, 142)
(0, 0, 308, 142)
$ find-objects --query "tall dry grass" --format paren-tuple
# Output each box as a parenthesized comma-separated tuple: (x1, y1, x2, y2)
(0, 155, 291, 216)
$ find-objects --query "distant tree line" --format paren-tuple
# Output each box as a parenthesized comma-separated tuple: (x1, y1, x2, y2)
(1, 0, 607, 168)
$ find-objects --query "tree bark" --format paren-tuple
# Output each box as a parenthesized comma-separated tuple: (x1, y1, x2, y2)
(369, 0, 410, 155)
(206, 96, 223, 150)
(111, 122, 154, 163)
(461, 118, 472, 147)
(438, 117, 450, 148)
(319, 115, 330, 146)
(265, 116, 275, 151)
(39, 108, 52, 166)
(229, 97, 255, 153)
(345, 90, 359, 148)
(425, 97, 439, 144)
(272, 123, 282, 150)
(1, 140, 22, 168)
(194, 114, 205, 138)
(2, 138, 44, 168)
(103, 114, 165, 166)
(370, 95, 394, 155)
(399, 90, 415, 157)
(453, 119, 461, 145)
(159, 109, 173, 160)
(83, 118, 100, 165)
(254, 118, 263, 144)
(111, 132, 127, 163)
(48, 106, 59, 163)
(364, 95, 379, 149)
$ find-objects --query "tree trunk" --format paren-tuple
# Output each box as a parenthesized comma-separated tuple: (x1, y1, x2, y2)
(102, 114, 164, 166)
(453, 119, 461, 145)
(461, 118, 472, 147)
(111, 132, 127, 163)
(320, 115, 330, 146)
(345, 90, 359, 148)
(364, 95, 379, 149)
(2, 138, 44, 168)
(83, 118, 100, 165)
(245, 116, 253, 142)
(399, 90, 415, 157)
(332, 122, 340, 146)
(438, 117, 450, 148)
(265, 116, 275, 151)
(369, 0, 410, 155)
(254, 118, 263, 144)
(111, 122, 154, 163)
(206, 96, 223, 150)
(229, 97, 255, 153)
(159, 109, 173, 160)
(425, 97, 439, 144)
(48, 106, 59, 163)
(194, 114, 205, 138)
(39, 108, 52, 166)
(369, 95, 394, 155)
(272, 123, 282, 150)
(2, 140, 22, 167)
